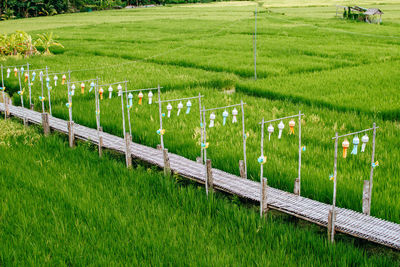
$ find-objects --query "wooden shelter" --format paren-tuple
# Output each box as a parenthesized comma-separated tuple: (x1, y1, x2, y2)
(336, 5, 384, 24)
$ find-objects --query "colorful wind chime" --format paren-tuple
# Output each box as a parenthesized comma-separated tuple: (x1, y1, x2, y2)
(208, 107, 240, 127)
(163, 100, 194, 118)
(341, 134, 370, 159)
(264, 119, 298, 140)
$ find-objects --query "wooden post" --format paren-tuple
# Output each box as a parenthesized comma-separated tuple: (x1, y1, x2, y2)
(199, 93, 203, 162)
(239, 160, 246, 178)
(297, 110, 302, 195)
(330, 132, 339, 243)
(368, 123, 376, 216)
(4, 96, 9, 119)
(125, 132, 132, 168)
(124, 81, 132, 137)
(41, 113, 50, 135)
(206, 159, 213, 192)
(327, 209, 336, 242)
(259, 118, 264, 217)
(202, 106, 208, 196)
(294, 178, 300, 195)
(158, 85, 164, 149)
(261, 178, 268, 217)
(46, 67, 52, 115)
(40, 71, 45, 113)
(362, 180, 370, 215)
(68, 121, 75, 148)
(23, 117, 28, 127)
(30, 104, 34, 110)
(98, 126, 103, 157)
(163, 149, 171, 176)
(240, 100, 247, 178)
(27, 63, 32, 107)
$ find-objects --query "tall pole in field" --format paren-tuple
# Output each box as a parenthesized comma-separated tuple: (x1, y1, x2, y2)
(254, 7, 257, 80)
(241, 100, 247, 178)
(260, 118, 264, 217)
(368, 123, 377, 215)
(67, 71, 72, 123)
(298, 110, 302, 195)
(125, 81, 132, 137)
(158, 85, 164, 149)
(18, 68, 24, 107)
(46, 67, 52, 115)
(40, 71, 45, 113)
(202, 106, 209, 195)
(199, 93, 203, 161)
(1, 65, 5, 117)
(27, 63, 32, 108)
(120, 84, 126, 138)
(331, 132, 338, 243)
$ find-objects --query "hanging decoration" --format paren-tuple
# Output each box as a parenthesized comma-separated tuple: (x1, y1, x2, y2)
(14, 67, 18, 77)
(117, 84, 122, 96)
(71, 84, 76, 96)
(62, 74, 66, 85)
(232, 108, 238, 123)
(278, 121, 284, 139)
(24, 73, 29, 82)
(361, 134, 369, 152)
(302, 146, 306, 151)
(81, 83, 85, 94)
(186, 100, 192, 114)
(17, 90, 24, 96)
(177, 101, 183, 116)
(157, 129, 165, 135)
(289, 119, 295, 135)
(45, 77, 50, 88)
(66, 102, 72, 108)
(342, 139, 349, 158)
(54, 75, 58, 86)
(99, 87, 104, 100)
(257, 156, 267, 164)
(39, 71, 43, 81)
(90, 82, 95, 93)
(209, 113, 216, 128)
(138, 91, 143, 105)
(20, 66, 24, 75)
(148, 91, 153, 104)
(222, 110, 228, 126)
(108, 86, 113, 99)
(201, 142, 209, 149)
(351, 136, 359, 155)
(0, 86, 5, 91)
(32, 72, 36, 82)
(372, 161, 379, 168)
(6, 68, 11, 78)
(329, 174, 334, 181)
(167, 103, 172, 118)
(268, 124, 274, 141)
(39, 96, 45, 101)
(128, 93, 133, 107)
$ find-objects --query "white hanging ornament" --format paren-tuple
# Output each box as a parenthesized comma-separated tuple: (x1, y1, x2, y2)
(71, 84, 76, 96)
(128, 93, 133, 107)
(222, 110, 228, 125)
(167, 103, 172, 118)
(20, 66, 24, 75)
(54, 75, 58, 86)
(186, 100, 192, 114)
(148, 91, 153, 104)
(232, 108, 238, 123)
(6, 68, 11, 78)
(117, 84, 122, 96)
(39, 71, 43, 81)
(361, 134, 369, 152)
(108, 85, 113, 99)
(177, 101, 183, 116)
(278, 121, 284, 139)
(89, 82, 95, 93)
(268, 124, 274, 141)
(209, 113, 216, 128)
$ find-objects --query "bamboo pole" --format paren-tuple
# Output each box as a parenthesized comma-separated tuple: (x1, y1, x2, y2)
(18, 68, 24, 107)
(67, 71, 73, 123)
(157, 85, 164, 149)
(260, 118, 264, 217)
(199, 93, 203, 162)
(330, 132, 339, 243)
(120, 84, 126, 139)
(203, 106, 209, 196)
(241, 100, 247, 178)
(125, 81, 132, 137)
(46, 66, 52, 115)
(1, 65, 5, 120)
(297, 110, 302, 195)
(368, 123, 377, 215)
(254, 7, 257, 80)
(40, 71, 45, 113)
(27, 63, 32, 109)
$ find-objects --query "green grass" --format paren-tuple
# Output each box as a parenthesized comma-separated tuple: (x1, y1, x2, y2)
(0, 0, 399, 256)
(0, 119, 399, 265)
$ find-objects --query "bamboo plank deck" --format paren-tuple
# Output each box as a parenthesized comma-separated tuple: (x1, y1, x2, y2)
(1, 102, 399, 250)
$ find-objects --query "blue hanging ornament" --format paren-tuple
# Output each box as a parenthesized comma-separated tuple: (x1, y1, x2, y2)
(222, 110, 228, 126)
(351, 136, 359, 155)
(20, 66, 24, 75)
(128, 93, 133, 107)
(46, 77, 50, 88)
(32, 72, 36, 81)
(186, 100, 192, 114)
(89, 81, 95, 93)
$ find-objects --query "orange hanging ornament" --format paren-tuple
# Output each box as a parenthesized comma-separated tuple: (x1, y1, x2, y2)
(24, 73, 29, 82)
(289, 119, 295, 135)
(138, 91, 143, 105)
(342, 139, 349, 158)
(99, 87, 104, 100)
(62, 74, 66, 85)
(81, 83, 85, 94)
(14, 67, 18, 77)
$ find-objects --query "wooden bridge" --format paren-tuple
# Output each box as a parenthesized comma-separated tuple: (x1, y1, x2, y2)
(1, 102, 399, 251)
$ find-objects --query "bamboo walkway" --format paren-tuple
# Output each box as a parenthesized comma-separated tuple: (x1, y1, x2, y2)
(1, 102, 399, 250)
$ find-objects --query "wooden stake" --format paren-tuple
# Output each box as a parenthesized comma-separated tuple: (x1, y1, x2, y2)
(41, 113, 50, 135)
(23, 117, 28, 127)
(67, 121, 75, 148)
(206, 159, 213, 192)
(362, 180, 370, 215)
(4, 96, 9, 119)
(239, 160, 246, 178)
(98, 126, 103, 157)
(327, 209, 337, 242)
(261, 178, 268, 217)
(30, 104, 34, 110)
(125, 132, 132, 168)
(163, 148, 171, 176)
(294, 178, 300, 195)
